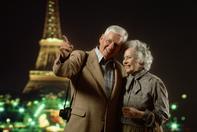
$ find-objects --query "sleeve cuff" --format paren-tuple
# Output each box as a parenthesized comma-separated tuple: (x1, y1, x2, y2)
(59, 52, 70, 63)
(142, 109, 155, 127)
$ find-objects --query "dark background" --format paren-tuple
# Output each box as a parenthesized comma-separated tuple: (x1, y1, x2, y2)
(1, 0, 196, 131)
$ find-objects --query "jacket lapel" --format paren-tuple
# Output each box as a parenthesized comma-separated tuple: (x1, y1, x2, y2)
(86, 50, 106, 96)
(110, 62, 122, 100)
(133, 69, 148, 94)
(86, 50, 123, 100)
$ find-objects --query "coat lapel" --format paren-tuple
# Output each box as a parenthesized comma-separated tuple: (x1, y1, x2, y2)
(110, 62, 122, 100)
(86, 49, 106, 96)
(86, 50, 123, 100)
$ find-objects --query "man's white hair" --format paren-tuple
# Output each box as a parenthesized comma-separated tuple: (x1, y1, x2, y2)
(104, 25, 128, 43)
(125, 40, 153, 71)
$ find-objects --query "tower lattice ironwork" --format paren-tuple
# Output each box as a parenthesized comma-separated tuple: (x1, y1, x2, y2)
(23, 0, 68, 94)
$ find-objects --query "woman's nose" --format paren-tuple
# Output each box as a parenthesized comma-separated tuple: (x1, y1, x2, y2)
(123, 59, 127, 64)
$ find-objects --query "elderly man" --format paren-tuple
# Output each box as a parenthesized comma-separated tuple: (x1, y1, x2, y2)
(53, 25, 128, 132)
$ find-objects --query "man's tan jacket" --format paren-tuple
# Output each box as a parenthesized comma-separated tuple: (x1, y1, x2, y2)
(53, 49, 125, 132)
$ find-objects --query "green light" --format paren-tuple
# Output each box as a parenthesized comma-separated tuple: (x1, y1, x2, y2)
(0, 102, 4, 106)
(65, 101, 70, 107)
(181, 116, 186, 121)
(171, 104, 177, 110)
(58, 103, 64, 109)
(12, 102, 18, 107)
(42, 97, 46, 101)
(170, 122, 180, 131)
(18, 107, 25, 113)
(9, 124, 13, 128)
(34, 103, 45, 117)
(0, 107, 4, 112)
(181, 94, 187, 99)
(30, 121, 36, 126)
(26, 101, 32, 107)
(33, 100, 39, 104)
(6, 118, 11, 123)
(11, 99, 19, 107)
(28, 118, 33, 122)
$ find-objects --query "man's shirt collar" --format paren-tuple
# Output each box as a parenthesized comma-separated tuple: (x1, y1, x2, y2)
(95, 47, 104, 63)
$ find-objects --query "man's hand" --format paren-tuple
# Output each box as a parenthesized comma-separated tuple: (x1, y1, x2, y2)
(59, 35, 74, 59)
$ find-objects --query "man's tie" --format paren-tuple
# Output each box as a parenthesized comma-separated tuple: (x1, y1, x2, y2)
(104, 60, 114, 98)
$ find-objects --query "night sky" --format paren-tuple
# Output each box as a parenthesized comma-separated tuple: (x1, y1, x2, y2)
(1, 0, 196, 130)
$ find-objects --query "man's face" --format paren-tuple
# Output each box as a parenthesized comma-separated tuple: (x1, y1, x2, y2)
(99, 32, 123, 60)
(123, 48, 142, 74)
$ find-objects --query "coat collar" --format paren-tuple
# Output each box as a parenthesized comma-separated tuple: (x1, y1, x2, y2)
(126, 69, 148, 93)
(127, 69, 148, 80)
(86, 49, 122, 100)
(86, 49, 105, 89)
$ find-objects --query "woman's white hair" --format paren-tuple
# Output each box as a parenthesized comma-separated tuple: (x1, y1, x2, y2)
(104, 25, 128, 43)
(125, 40, 153, 71)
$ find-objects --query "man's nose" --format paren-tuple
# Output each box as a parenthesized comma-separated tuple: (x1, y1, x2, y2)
(109, 43, 115, 49)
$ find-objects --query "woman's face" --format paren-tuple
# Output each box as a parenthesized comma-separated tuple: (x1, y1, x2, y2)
(123, 48, 142, 74)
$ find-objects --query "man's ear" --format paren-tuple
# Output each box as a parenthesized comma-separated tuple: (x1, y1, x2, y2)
(99, 34, 104, 44)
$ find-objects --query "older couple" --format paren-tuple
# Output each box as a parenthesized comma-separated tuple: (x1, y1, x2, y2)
(53, 25, 169, 132)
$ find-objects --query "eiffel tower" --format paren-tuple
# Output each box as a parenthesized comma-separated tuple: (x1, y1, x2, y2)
(23, 0, 68, 94)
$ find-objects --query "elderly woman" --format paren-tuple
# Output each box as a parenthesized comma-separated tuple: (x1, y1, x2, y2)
(121, 40, 170, 132)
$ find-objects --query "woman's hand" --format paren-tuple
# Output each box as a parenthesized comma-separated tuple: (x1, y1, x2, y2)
(122, 106, 144, 119)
